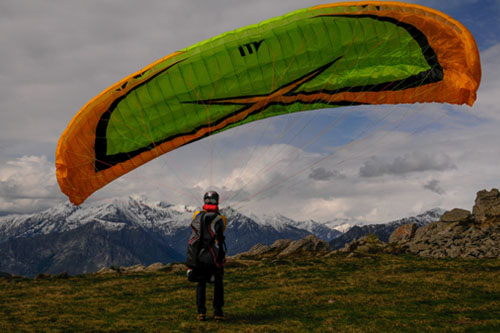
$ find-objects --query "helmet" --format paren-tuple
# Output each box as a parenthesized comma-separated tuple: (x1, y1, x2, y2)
(204, 191, 219, 205)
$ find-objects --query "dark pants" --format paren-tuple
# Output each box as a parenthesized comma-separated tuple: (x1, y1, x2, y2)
(196, 268, 224, 315)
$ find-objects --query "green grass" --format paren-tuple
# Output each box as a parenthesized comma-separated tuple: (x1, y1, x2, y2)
(1, 254, 499, 332)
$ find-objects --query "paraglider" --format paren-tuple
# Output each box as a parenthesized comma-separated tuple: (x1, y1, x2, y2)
(56, 1, 481, 205)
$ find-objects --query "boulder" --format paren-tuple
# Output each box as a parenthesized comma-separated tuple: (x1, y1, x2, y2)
(97, 267, 117, 275)
(389, 224, 417, 244)
(162, 263, 186, 273)
(278, 235, 329, 257)
(145, 262, 165, 272)
(270, 239, 295, 253)
(233, 241, 287, 259)
(339, 234, 387, 254)
(245, 243, 270, 256)
(120, 264, 145, 273)
(473, 189, 500, 223)
(233, 235, 329, 259)
(439, 209, 472, 224)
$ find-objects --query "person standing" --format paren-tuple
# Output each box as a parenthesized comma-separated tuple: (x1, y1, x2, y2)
(186, 191, 227, 322)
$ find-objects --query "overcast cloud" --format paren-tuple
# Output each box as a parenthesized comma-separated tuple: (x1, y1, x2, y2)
(1, 1, 499, 223)
(423, 180, 445, 195)
(359, 152, 456, 178)
(0, 155, 63, 213)
(309, 167, 344, 181)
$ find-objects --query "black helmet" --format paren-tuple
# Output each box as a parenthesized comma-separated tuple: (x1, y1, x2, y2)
(204, 191, 219, 205)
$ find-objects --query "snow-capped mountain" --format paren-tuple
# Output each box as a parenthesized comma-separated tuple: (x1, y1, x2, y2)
(247, 213, 338, 241)
(329, 208, 446, 249)
(0, 197, 339, 276)
(0, 197, 444, 276)
(0, 197, 193, 242)
(331, 223, 355, 233)
(322, 218, 356, 233)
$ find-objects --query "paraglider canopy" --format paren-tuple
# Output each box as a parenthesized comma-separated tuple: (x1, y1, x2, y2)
(56, 1, 481, 205)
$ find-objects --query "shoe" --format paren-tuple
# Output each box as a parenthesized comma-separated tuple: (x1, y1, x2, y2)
(214, 315, 225, 322)
(197, 313, 206, 321)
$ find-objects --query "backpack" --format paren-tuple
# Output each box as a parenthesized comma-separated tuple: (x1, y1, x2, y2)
(185, 211, 226, 270)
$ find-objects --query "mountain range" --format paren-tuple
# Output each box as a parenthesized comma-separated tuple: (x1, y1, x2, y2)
(329, 208, 445, 249)
(0, 197, 443, 276)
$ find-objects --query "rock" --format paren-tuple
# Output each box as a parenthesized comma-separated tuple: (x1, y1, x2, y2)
(485, 247, 500, 258)
(120, 264, 146, 273)
(419, 249, 431, 257)
(445, 246, 462, 258)
(440, 209, 472, 223)
(244, 243, 272, 257)
(340, 234, 387, 255)
(161, 263, 186, 272)
(97, 267, 117, 274)
(145, 262, 165, 272)
(473, 189, 500, 223)
(397, 191, 500, 259)
(233, 235, 330, 259)
(389, 224, 417, 244)
(406, 241, 428, 254)
(234, 240, 295, 259)
(278, 235, 329, 257)
(270, 239, 295, 253)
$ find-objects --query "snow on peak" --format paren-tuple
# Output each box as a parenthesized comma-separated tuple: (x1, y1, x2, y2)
(0, 195, 445, 244)
(169, 204, 198, 213)
(0, 196, 198, 241)
(248, 213, 295, 230)
(332, 223, 355, 233)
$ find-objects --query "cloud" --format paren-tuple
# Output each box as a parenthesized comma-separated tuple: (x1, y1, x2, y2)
(308, 167, 343, 181)
(299, 197, 350, 219)
(0, 3, 499, 225)
(0, 0, 333, 145)
(0, 155, 64, 214)
(475, 44, 500, 120)
(359, 152, 456, 177)
(423, 179, 445, 195)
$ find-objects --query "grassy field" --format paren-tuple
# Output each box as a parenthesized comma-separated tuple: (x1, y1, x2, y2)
(1, 254, 500, 332)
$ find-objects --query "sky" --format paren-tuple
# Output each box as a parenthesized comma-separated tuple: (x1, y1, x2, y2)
(1, 0, 500, 223)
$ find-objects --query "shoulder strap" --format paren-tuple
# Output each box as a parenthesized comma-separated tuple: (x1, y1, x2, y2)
(195, 211, 206, 265)
(221, 215, 227, 232)
(208, 215, 223, 235)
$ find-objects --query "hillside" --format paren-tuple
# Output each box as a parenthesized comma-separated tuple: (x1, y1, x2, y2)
(1, 253, 499, 332)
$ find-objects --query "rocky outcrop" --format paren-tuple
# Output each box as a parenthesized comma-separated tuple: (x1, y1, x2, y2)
(329, 209, 443, 250)
(338, 234, 389, 256)
(96, 262, 186, 275)
(390, 189, 500, 259)
(473, 189, 500, 224)
(233, 234, 329, 259)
